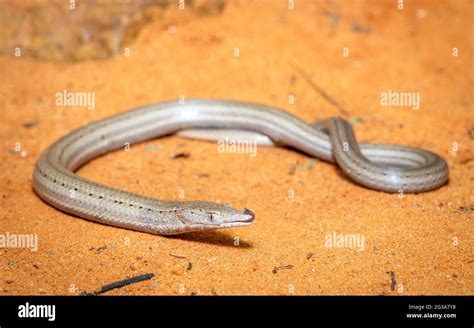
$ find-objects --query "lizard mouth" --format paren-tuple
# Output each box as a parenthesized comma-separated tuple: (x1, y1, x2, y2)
(243, 208, 256, 220)
(218, 208, 255, 228)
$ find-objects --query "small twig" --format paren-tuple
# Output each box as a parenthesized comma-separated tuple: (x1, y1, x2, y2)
(458, 206, 474, 213)
(4, 259, 22, 271)
(272, 264, 294, 273)
(169, 150, 191, 159)
(289, 61, 349, 116)
(89, 245, 108, 252)
(80, 273, 155, 295)
(387, 271, 396, 291)
(169, 253, 187, 259)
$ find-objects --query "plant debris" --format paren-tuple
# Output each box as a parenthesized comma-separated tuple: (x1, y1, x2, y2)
(272, 264, 294, 273)
(80, 273, 154, 296)
(322, 9, 340, 28)
(289, 61, 349, 116)
(4, 259, 22, 271)
(90, 245, 108, 252)
(467, 125, 474, 140)
(349, 117, 363, 126)
(289, 159, 318, 174)
(169, 150, 191, 159)
(22, 121, 39, 128)
(387, 271, 396, 291)
(458, 206, 474, 212)
(352, 21, 372, 33)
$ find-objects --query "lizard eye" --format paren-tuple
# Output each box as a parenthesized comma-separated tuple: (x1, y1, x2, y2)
(209, 214, 214, 222)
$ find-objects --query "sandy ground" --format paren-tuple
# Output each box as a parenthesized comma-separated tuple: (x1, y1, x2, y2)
(0, 0, 473, 295)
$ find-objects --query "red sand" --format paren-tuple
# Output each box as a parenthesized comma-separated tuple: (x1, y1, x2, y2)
(0, 0, 473, 295)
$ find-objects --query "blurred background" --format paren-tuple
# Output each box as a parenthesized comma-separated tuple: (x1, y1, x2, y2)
(1, 0, 227, 61)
